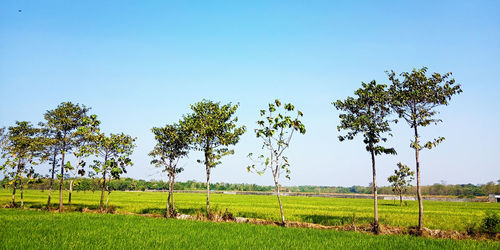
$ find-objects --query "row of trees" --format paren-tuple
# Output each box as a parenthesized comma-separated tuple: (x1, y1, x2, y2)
(11, 176, 499, 197)
(0, 103, 136, 212)
(1, 67, 461, 234)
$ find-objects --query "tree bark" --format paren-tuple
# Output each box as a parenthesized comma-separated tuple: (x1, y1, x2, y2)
(170, 174, 175, 217)
(100, 170, 106, 212)
(371, 149, 379, 234)
(400, 193, 403, 207)
(68, 179, 74, 208)
(274, 178, 285, 226)
(59, 139, 66, 213)
(11, 179, 17, 207)
(47, 148, 57, 209)
(205, 149, 211, 219)
(166, 174, 171, 218)
(414, 124, 424, 232)
(20, 180, 24, 208)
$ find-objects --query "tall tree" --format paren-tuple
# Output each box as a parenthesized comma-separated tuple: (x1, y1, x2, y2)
(248, 99, 306, 225)
(182, 100, 246, 218)
(0, 121, 45, 207)
(91, 133, 135, 212)
(333, 81, 396, 233)
(149, 123, 190, 218)
(39, 127, 60, 209)
(42, 102, 90, 212)
(388, 67, 462, 232)
(68, 114, 100, 207)
(388, 162, 415, 206)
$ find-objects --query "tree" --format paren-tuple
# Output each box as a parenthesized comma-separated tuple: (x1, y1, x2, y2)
(388, 162, 415, 206)
(68, 115, 100, 207)
(0, 121, 45, 207)
(388, 67, 462, 231)
(182, 100, 246, 218)
(39, 127, 60, 209)
(42, 102, 90, 212)
(333, 81, 396, 233)
(149, 123, 190, 217)
(248, 99, 306, 225)
(91, 133, 135, 212)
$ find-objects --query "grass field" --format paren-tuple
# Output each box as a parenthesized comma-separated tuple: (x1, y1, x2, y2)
(1, 189, 499, 232)
(1, 209, 499, 249)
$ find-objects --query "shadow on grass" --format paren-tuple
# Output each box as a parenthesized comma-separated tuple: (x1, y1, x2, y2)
(299, 214, 372, 226)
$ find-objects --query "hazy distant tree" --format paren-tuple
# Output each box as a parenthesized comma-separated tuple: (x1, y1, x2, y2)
(334, 81, 396, 233)
(182, 100, 246, 218)
(149, 123, 190, 217)
(388, 162, 415, 206)
(91, 133, 135, 212)
(0, 121, 45, 207)
(68, 115, 100, 207)
(248, 99, 306, 225)
(42, 102, 90, 212)
(388, 67, 462, 232)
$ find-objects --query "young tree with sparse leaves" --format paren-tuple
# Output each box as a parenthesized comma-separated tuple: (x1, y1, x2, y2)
(91, 133, 135, 212)
(0, 121, 45, 207)
(42, 102, 90, 212)
(334, 81, 396, 233)
(149, 123, 190, 218)
(388, 67, 462, 232)
(388, 162, 414, 206)
(182, 100, 246, 218)
(248, 99, 306, 225)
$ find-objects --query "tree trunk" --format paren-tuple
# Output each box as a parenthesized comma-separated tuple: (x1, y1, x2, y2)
(400, 192, 403, 207)
(11, 179, 17, 207)
(166, 174, 171, 218)
(47, 148, 57, 208)
(205, 150, 211, 219)
(414, 125, 424, 232)
(370, 149, 379, 234)
(69, 179, 74, 208)
(20, 180, 24, 208)
(274, 175, 285, 226)
(105, 178, 111, 210)
(170, 174, 175, 217)
(100, 171, 106, 212)
(59, 140, 66, 213)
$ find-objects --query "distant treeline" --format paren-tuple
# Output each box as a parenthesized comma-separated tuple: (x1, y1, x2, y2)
(4, 177, 499, 197)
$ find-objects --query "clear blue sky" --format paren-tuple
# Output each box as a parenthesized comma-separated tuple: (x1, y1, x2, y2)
(1, 0, 499, 186)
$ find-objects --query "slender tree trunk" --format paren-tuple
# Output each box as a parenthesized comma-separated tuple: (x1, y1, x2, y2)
(100, 170, 106, 212)
(400, 192, 403, 207)
(69, 179, 74, 208)
(414, 125, 423, 232)
(205, 150, 211, 219)
(47, 149, 57, 209)
(170, 174, 175, 217)
(105, 177, 111, 210)
(370, 149, 379, 234)
(59, 140, 66, 213)
(274, 174, 286, 226)
(20, 180, 24, 208)
(166, 174, 171, 218)
(11, 179, 17, 207)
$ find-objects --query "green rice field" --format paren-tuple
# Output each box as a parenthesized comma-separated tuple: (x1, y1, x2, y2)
(0, 209, 498, 249)
(1, 189, 499, 232)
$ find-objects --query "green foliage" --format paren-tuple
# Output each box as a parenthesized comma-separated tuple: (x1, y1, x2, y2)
(149, 122, 190, 174)
(387, 67, 462, 151)
(481, 210, 500, 234)
(333, 80, 396, 155)
(248, 99, 306, 180)
(387, 163, 415, 197)
(91, 133, 136, 179)
(182, 100, 246, 169)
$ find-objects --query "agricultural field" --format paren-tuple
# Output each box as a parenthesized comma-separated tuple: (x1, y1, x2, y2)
(1, 209, 499, 249)
(1, 189, 499, 232)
